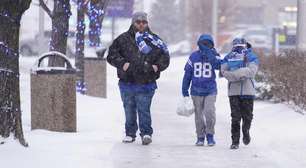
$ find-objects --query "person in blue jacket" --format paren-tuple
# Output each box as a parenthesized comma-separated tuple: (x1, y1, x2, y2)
(221, 38, 259, 150)
(182, 34, 222, 146)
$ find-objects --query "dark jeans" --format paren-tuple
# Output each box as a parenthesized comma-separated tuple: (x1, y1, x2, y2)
(120, 89, 155, 138)
(229, 96, 254, 144)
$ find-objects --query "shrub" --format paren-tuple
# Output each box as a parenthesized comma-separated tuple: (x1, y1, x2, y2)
(256, 50, 306, 112)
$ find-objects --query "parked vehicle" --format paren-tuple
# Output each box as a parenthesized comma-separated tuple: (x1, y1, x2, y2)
(242, 29, 272, 52)
(220, 28, 272, 54)
(20, 31, 75, 57)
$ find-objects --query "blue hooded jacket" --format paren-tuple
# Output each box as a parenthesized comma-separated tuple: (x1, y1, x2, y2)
(223, 47, 259, 71)
(222, 46, 259, 99)
(182, 34, 222, 97)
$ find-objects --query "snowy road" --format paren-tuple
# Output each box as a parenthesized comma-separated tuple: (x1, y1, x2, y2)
(1, 57, 306, 168)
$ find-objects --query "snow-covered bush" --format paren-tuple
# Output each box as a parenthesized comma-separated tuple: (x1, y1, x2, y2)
(255, 71, 274, 100)
(256, 50, 306, 112)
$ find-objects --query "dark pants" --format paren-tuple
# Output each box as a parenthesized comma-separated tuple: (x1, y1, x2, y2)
(229, 96, 254, 144)
(120, 89, 155, 138)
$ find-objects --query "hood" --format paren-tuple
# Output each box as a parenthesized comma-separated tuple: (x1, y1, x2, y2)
(197, 34, 214, 48)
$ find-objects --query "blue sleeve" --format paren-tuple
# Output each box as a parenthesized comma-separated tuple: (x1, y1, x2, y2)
(222, 54, 229, 64)
(247, 52, 259, 65)
(211, 55, 222, 70)
(182, 57, 193, 97)
(223, 53, 233, 63)
(208, 48, 222, 70)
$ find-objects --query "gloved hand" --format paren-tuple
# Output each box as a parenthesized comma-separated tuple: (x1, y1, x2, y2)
(182, 91, 190, 97)
(135, 32, 152, 54)
(211, 48, 220, 56)
(204, 48, 220, 63)
(227, 52, 246, 71)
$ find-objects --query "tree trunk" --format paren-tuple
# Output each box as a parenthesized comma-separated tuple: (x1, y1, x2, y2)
(88, 0, 109, 47)
(75, 0, 109, 93)
(0, 0, 31, 147)
(75, 0, 86, 93)
(186, 0, 213, 48)
(48, 0, 71, 67)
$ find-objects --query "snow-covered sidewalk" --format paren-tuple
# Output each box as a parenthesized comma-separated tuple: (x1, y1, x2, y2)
(0, 56, 305, 168)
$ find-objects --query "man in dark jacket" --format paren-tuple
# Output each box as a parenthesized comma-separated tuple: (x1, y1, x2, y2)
(107, 12, 170, 145)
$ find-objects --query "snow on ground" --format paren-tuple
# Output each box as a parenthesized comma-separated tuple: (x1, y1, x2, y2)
(0, 56, 306, 168)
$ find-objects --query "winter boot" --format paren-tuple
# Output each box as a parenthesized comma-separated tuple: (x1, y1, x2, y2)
(142, 135, 152, 145)
(243, 130, 251, 145)
(195, 137, 205, 146)
(122, 136, 135, 143)
(230, 143, 239, 150)
(206, 134, 216, 146)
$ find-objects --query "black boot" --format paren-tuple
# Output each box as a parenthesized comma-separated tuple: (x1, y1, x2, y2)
(231, 136, 240, 150)
(241, 98, 253, 146)
(243, 130, 251, 145)
(230, 143, 239, 150)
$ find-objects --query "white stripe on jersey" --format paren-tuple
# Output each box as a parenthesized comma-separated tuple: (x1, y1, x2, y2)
(187, 59, 193, 67)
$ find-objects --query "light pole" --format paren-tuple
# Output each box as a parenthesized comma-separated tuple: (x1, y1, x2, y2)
(297, 0, 306, 51)
(212, 0, 218, 48)
(38, 3, 45, 55)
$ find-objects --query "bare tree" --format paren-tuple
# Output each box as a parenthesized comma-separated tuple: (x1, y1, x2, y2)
(39, 0, 71, 66)
(218, 0, 239, 31)
(185, 0, 213, 47)
(185, 0, 237, 47)
(150, 0, 182, 44)
(0, 0, 31, 147)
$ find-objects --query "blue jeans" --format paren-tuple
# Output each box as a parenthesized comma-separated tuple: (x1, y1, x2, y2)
(120, 89, 155, 138)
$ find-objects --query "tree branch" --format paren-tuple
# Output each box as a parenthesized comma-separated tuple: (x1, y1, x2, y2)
(39, 0, 53, 18)
(102, 0, 111, 11)
(84, 0, 90, 5)
(19, 0, 32, 14)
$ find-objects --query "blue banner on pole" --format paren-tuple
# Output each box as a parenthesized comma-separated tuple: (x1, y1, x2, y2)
(106, 0, 134, 18)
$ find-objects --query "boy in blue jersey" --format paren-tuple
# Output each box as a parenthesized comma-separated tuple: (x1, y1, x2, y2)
(182, 34, 222, 146)
(221, 38, 259, 150)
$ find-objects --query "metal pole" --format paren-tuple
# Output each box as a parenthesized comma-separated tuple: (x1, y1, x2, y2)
(212, 0, 218, 48)
(275, 32, 280, 55)
(38, 5, 45, 55)
(111, 17, 115, 41)
(297, 0, 306, 51)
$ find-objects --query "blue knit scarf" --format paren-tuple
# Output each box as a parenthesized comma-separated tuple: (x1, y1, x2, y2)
(135, 32, 169, 55)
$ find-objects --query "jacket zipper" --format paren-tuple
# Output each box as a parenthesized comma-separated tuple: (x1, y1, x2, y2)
(250, 79, 255, 88)
(240, 81, 244, 96)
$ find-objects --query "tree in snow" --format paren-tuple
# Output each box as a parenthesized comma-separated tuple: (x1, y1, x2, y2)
(39, 0, 71, 66)
(75, 0, 109, 93)
(185, 0, 213, 46)
(87, 0, 109, 47)
(184, 0, 236, 47)
(0, 0, 31, 146)
(150, 0, 183, 44)
(75, 0, 88, 93)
